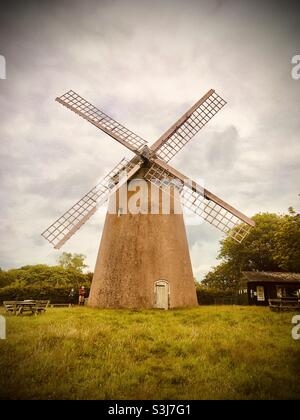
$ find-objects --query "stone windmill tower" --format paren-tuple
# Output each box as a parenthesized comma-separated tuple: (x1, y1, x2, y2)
(42, 89, 254, 309)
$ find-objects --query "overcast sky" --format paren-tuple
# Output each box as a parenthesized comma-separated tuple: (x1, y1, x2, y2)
(0, 0, 299, 279)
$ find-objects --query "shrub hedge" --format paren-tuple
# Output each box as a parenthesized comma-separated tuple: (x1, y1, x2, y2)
(0, 284, 91, 304)
(196, 286, 247, 305)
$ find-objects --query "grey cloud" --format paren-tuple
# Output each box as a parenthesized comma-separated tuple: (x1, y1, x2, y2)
(0, 0, 299, 278)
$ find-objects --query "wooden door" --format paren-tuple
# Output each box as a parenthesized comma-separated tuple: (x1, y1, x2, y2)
(155, 281, 169, 309)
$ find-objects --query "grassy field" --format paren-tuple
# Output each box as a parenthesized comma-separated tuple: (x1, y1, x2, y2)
(0, 305, 299, 400)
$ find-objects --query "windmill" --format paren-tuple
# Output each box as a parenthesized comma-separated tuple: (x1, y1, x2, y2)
(42, 89, 255, 309)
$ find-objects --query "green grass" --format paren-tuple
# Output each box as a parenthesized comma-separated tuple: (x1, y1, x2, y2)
(0, 306, 299, 400)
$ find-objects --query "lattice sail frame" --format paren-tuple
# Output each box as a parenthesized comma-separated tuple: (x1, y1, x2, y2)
(56, 90, 147, 152)
(42, 88, 254, 248)
(41, 158, 142, 249)
(144, 162, 252, 243)
(153, 91, 226, 162)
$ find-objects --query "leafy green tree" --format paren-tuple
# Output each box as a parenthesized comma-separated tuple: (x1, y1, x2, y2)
(0, 264, 93, 303)
(202, 261, 240, 290)
(0, 268, 14, 288)
(4, 265, 90, 287)
(273, 210, 300, 271)
(218, 213, 282, 273)
(202, 209, 300, 290)
(58, 252, 87, 273)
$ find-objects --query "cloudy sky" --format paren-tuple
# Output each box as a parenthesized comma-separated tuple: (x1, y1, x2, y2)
(0, 0, 299, 279)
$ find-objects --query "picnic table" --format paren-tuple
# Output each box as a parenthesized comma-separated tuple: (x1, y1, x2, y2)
(268, 298, 300, 312)
(3, 300, 50, 316)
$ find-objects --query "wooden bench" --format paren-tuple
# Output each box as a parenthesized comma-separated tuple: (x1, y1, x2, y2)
(269, 298, 300, 312)
(50, 303, 71, 308)
(3, 300, 50, 315)
(34, 300, 50, 314)
(3, 301, 18, 315)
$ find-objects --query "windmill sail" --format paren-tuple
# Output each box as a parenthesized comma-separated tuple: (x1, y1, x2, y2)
(144, 159, 254, 243)
(42, 158, 142, 249)
(42, 87, 254, 249)
(151, 90, 226, 162)
(56, 91, 147, 153)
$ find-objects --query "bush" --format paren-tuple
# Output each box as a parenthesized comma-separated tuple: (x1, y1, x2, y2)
(0, 284, 91, 304)
(0, 269, 15, 288)
(3, 265, 90, 287)
(196, 285, 247, 305)
(0, 265, 92, 304)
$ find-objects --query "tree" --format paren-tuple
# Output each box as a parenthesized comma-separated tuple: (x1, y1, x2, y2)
(202, 209, 300, 290)
(273, 211, 300, 271)
(202, 261, 240, 290)
(1, 265, 91, 288)
(57, 252, 88, 273)
(218, 213, 282, 273)
(0, 268, 14, 288)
